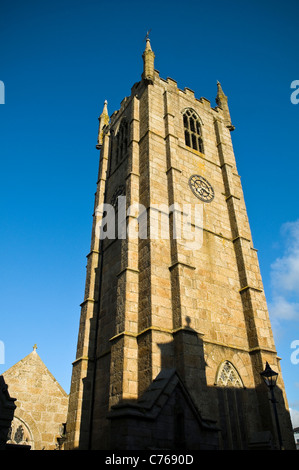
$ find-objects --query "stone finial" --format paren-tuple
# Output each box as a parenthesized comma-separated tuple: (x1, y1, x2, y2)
(216, 80, 227, 106)
(145, 36, 152, 51)
(101, 100, 108, 117)
(142, 35, 155, 83)
(216, 81, 235, 131)
(96, 100, 109, 149)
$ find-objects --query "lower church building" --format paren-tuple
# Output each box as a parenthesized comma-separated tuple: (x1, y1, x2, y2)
(64, 38, 295, 450)
(1, 346, 68, 450)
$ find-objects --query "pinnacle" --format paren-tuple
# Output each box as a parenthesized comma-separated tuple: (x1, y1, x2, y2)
(145, 37, 152, 51)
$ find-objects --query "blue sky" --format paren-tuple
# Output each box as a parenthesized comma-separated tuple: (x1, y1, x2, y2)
(0, 0, 299, 428)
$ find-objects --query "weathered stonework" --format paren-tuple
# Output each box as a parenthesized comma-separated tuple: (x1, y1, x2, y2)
(65, 40, 295, 450)
(2, 348, 68, 450)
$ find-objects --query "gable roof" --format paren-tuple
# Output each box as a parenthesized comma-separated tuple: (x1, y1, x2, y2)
(108, 368, 218, 431)
(2, 348, 67, 397)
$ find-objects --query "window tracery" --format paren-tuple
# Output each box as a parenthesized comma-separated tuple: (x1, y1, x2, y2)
(7, 416, 33, 448)
(216, 361, 243, 388)
(183, 109, 204, 153)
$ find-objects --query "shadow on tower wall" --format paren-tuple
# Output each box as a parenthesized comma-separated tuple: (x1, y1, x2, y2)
(72, 316, 295, 451)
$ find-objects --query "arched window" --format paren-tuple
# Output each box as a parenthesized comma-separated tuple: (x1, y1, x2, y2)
(183, 109, 204, 153)
(7, 416, 34, 448)
(116, 119, 128, 164)
(216, 361, 243, 388)
(215, 361, 246, 449)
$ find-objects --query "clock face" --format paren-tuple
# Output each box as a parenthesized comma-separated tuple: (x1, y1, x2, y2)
(188, 175, 214, 202)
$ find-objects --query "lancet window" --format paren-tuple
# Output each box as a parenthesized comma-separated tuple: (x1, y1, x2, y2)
(116, 119, 128, 164)
(215, 361, 246, 449)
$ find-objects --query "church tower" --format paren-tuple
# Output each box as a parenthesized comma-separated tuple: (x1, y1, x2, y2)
(65, 39, 295, 450)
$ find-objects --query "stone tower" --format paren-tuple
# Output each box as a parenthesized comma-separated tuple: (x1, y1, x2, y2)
(65, 39, 295, 450)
